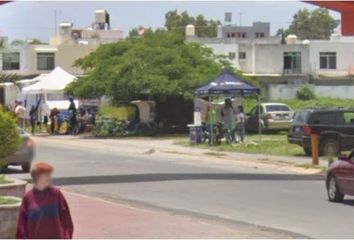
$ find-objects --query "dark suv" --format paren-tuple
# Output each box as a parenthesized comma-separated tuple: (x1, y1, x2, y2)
(288, 108, 354, 156)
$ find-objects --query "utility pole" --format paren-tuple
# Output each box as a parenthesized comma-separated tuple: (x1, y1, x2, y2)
(54, 10, 61, 35)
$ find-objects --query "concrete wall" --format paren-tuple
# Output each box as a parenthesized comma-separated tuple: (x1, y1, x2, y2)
(309, 41, 354, 76)
(219, 22, 270, 39)
(268, 84, 354, 100)
(204, 42, 240, 68)
(253, 44, 310, 75)
(0, 44, 97, 76)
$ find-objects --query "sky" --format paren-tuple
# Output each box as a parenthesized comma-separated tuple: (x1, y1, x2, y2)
(0, 1, 340, 42)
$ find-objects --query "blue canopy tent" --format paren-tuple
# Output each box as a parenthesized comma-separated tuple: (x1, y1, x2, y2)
(195, 69, 261, 143)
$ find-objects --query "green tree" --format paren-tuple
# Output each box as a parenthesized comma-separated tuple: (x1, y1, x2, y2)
(10, 39, 25, 46)
(165, 10, 220, 37)
(66, 30, 232, 102)
(280, 8, 339, 40)
(0, 108, 21, 167)
(10, 38, 46, 46)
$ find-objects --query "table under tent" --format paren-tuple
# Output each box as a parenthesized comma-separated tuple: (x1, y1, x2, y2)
(194, 69, 261, 144)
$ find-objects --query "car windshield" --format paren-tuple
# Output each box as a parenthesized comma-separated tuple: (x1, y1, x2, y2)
(265, 105, 291, 112)
(293, 111, 311, 124)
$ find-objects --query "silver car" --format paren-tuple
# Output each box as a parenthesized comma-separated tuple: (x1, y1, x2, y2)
(246, 103, 294, 132)
(3, 128, 35, 172)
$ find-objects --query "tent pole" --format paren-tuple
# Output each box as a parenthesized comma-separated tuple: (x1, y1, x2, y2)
(258, 94, 261, 142)
(209, 94, 213, 145)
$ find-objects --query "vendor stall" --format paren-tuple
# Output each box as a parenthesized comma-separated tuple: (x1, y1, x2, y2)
(194, 69, 261, 144)
(21, 67, 78, 120)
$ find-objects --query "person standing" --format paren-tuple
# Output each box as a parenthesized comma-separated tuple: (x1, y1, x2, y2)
(16, 162, 74, 239)
(15, 101, 26, 128)
(236, 105, 246, 143)
(205, 103, 217, 144)
(29, 104, 40, 135)
(221, 98, 236, 143)
(68, 98, 77, 135)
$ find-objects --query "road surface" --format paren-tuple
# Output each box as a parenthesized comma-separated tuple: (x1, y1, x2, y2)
(7, 136, 354, 238)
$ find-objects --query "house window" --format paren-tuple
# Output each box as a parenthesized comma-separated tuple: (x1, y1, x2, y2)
(2, 52, 20, 70)
(283, 52, 301, 74)
(255, 32, 265, 38)
(236, 32, 246, 38)
(239, 52, 246, 60)
(320, 52, 336, 69)
(37, 52, 55, 70)
(228, 52, 236, 60)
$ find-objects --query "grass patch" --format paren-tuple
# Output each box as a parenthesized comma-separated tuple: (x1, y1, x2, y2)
(176, 133, 305, 157)
(0, 175, 12, 184)
(0, 196, 19, 205)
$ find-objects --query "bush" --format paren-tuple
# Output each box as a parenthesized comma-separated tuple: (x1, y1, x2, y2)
(296, 85, 316, 100)
(0, 108, 21, 167)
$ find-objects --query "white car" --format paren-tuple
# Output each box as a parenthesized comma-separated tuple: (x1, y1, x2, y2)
(246, 103, 294, 132)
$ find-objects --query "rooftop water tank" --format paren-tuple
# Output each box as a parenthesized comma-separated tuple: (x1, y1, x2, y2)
(186, 24, 195, 37)
(286, 34, 298, 44)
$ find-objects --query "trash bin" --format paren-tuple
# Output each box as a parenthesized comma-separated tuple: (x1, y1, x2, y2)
(187, 124, 202, 144)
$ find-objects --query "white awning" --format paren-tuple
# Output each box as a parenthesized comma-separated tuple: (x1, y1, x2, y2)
(22, 67, 77, 95)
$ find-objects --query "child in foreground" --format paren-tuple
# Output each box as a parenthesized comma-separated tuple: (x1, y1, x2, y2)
(16, 162, 74, 239)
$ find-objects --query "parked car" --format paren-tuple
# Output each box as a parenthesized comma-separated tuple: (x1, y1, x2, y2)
(3, 128, 35, 172)
(326, 150, 354, 202)
(245, 103, 293, 132)
(288, 108, 354, 156)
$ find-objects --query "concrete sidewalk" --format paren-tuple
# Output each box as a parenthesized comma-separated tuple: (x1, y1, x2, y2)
(64, 189, 297, 238)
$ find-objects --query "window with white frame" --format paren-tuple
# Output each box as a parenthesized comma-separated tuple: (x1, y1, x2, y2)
(2, 52, 20, 70)
(283, 52, 301, 74)
(37, 52, 55, 70)
(319, 52, 336, 69)
(239, 52, 246, 60)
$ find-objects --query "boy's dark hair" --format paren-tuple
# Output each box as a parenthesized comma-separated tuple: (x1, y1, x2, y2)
(31, 162, 54, 181)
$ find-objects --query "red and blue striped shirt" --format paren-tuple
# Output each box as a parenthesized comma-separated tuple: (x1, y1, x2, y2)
(16, 186, 74, 239)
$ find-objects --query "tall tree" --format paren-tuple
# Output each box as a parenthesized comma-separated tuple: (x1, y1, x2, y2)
(66, 30, 232, 102)
(165, 10, 220, 37)
(279, 8, 339, 40)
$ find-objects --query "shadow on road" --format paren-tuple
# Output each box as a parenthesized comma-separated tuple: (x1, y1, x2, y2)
(49, 173, 324, 186)
(341, 199, 354, 206)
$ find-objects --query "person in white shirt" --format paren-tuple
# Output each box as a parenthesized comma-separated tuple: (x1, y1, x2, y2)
(236, 105, 246, 142)
(15, 101, 26, 128)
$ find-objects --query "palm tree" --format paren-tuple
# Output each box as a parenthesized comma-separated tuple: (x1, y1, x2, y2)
(0, 71, 18, 83)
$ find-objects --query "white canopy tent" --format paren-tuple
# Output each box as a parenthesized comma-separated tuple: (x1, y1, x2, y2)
(22, 67, 76, 95)
(21, 67, 78, 119)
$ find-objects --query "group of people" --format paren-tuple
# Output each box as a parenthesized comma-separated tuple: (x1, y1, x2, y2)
(205, 98, 246, 144)
(6, 100, 40, 134)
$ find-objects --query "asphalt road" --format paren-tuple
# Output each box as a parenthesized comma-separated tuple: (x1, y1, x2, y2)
(7, 137, 354, 238)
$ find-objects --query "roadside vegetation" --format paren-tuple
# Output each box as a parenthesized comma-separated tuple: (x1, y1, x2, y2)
(99, 105, 136, 120)
(0, 196, 19, 205)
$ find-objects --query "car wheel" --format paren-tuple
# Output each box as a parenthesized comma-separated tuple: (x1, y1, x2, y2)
(22, 163, 31, 173)
(303, 147, 312, 156)
(327, 175, 344, 202)
(321, 138, 340, 156)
